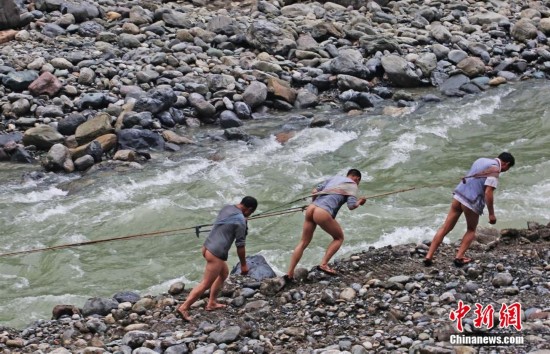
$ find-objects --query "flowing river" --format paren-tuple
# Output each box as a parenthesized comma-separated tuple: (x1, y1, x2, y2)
(1, 80, 549, 329)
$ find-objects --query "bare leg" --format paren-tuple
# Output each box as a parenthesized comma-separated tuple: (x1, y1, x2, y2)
(287, 204, 317, 278)
(206, 261, 229, 310)
(177, 248, 224, 320)
(315, 208, 345, 270)
(455, 204, 480, 260)
(425, 199, 463, 261)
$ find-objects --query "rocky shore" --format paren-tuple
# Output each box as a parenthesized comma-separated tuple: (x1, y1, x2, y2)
(1, 221, 549, 354)
(1, 0, 550, 173)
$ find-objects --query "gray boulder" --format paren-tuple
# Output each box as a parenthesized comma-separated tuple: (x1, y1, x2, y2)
(187, 93, 216, 120)
(34, 0, 63, 11)
(117, 129, 165, 151)
(337, 74, 370, 91)
(359, 35, 402, 55)
(82, 297, 119, 317)
(134, 86, 177, 114)
(511, 19, 538, 43)
(246, 20, 296, 56)
(74, 155, 94, 171)
(162, 10, 193, 28)
(42, 143, 74, 172)
(234, 101, 252, 120)
(2, 70, 39, 92)
(60, 2, 99, 22)
(113, 291, 141, 304)
(75, 113, 114, 146)
(219, 110, 243, 129)
(208, 326, 241, 344)
(439, 74, 470, 93)
(430, 23, 452, 43)
(295, 89, 318, 109)
(0, 0, 20, 30)
(329, 49, 369, 78)
(243, 81, 267, 109)
(231, 254, 276, 280)
(381, 55, 423, 88)
(207, 15, 238, 35)
(122, 330, 154, 349)
(22, 125, 64, 150)
(457, 57, 486, 78)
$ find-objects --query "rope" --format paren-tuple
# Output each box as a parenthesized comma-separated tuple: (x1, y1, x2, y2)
(0, 186, 418, 258)
(0, 206, 307, 258)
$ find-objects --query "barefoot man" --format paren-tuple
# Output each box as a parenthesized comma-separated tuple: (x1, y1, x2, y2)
(286, 169, 367, 278)
(423, 152, 515, 267)
(177, 196, 258, 321)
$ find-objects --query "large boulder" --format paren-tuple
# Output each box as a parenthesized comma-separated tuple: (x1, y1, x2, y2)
(329, 49, 369, 78)
(75, 113, 114, 146)
(134, 86, 177, 114)
(0, 0, 20, 30)
(2, 70, 39, 92)
(59, 2, 99, 23)
(381, 55, 423, 88)
(22, 125, 64, 150)
(42, 144, 74, 173)
(457, 57, 486, 78)
(243, 81, 267, 109)
(231, 254, 276, 281)
(267, 77, 296, 104)
(511, 19, 538, 43)
(82, 297, 119, 317)
(246, 20, 296, 56)
(117, 129, 165, 151)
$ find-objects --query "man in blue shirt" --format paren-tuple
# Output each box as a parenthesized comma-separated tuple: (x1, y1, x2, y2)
(176, 196, 257, 321)
(424, 152, 515, 267)
(286, 169, 367, 278)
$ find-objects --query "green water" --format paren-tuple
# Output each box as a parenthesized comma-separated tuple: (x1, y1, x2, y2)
(1, 80, 549, 329)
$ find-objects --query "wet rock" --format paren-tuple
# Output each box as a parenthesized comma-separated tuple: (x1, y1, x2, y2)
(381, 55, 423, 88)
(117, 129, 165, 151)
(208, 326, 240, 344)
(231, 254, 276, 280)
(243, 81, 268, 109)
(22, 125, 64, 150)
(2, 70, 39, 92)
(82, 297, 119, 317)
(42, 143, 74, 172)
(75, 113, 114, 146)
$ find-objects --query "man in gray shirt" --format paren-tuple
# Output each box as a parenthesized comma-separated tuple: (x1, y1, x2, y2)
(176, 196, 257, 321)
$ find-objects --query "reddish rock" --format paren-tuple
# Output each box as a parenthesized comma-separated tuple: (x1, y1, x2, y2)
(28, 72, 63, 97)
(0, 29, 17, 44)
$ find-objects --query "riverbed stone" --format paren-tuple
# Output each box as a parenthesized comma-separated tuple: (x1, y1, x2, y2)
(82, 297, 119, 317)
(75, 113, 114, 146)
(22, 125, 64, 150)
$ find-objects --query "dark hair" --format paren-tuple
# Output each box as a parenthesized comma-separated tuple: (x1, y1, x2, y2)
(240, 196, 258, 210)
(498, 152, 515, 167)
(346, 169, 362, 179)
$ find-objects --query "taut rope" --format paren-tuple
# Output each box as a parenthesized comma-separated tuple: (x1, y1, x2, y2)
(0, 187, 417, 258)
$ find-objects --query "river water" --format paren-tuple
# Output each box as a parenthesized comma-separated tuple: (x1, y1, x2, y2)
(1, 80, 549, 329)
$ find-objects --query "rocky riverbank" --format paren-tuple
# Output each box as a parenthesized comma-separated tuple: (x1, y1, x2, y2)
(1, 221, 549, 354)
(1, 0, 550, 173)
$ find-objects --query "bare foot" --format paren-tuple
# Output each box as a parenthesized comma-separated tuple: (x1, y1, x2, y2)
(205, 303, 227, 311)
(175, 308, 192, 321)
(317, 264, 338, 275)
